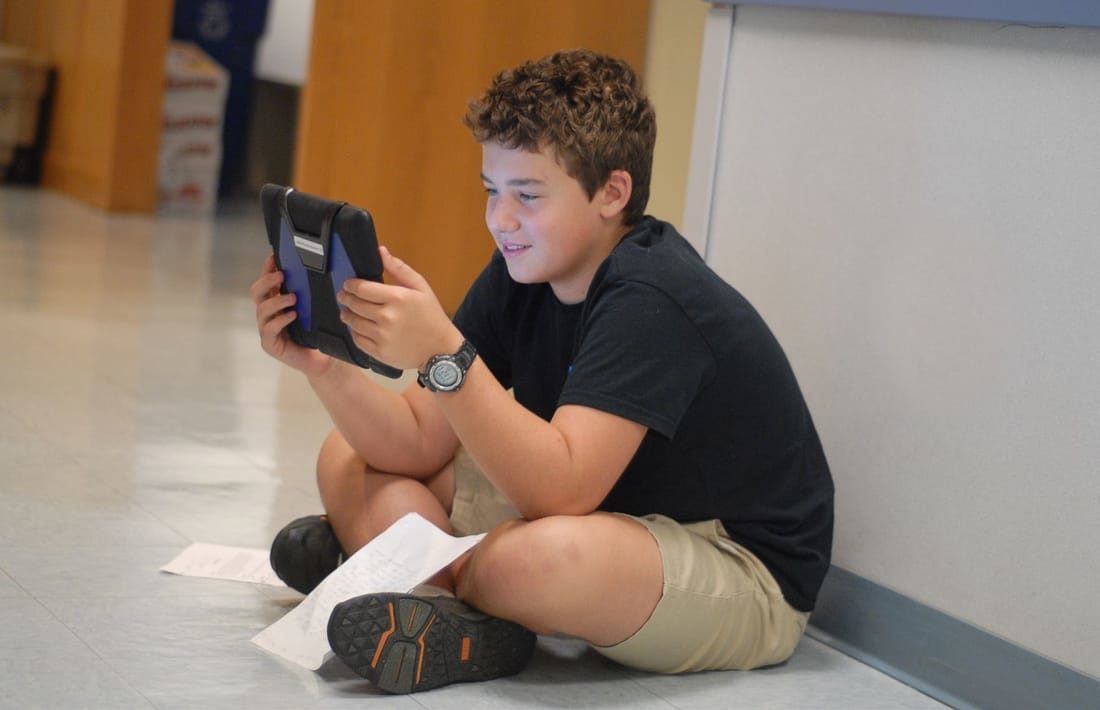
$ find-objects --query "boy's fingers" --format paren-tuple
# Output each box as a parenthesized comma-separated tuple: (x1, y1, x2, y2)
(341, 278, 386, 304)
(257, 254, 277, 279)
(339, 305, 371, 334)
(261, 301, 297, 333)
(260, 310, 297, 347)
(250, 270, 284, 303)
(255, 292, 295, 325)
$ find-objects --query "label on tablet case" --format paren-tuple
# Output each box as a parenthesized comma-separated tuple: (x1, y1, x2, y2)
(294, 235, 325, 257)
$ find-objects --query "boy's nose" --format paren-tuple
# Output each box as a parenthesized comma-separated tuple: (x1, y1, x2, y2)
(487, 200, 520, 234)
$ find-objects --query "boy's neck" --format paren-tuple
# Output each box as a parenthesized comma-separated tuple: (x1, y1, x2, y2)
(550, 222, 632, 305)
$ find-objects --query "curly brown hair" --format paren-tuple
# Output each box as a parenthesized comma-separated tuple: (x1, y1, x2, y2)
(464, 49, 656, 226)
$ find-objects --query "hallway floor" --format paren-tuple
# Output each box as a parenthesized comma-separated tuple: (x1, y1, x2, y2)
(0, 187, 946, 709)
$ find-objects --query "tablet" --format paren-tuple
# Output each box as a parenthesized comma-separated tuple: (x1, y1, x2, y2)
(260, 183, 402, 377)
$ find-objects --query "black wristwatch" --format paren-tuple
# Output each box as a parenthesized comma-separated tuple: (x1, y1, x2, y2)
(417, 339, 477, 392)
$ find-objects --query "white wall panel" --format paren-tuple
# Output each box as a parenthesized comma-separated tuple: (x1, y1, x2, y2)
(698, 5, 1100, 677)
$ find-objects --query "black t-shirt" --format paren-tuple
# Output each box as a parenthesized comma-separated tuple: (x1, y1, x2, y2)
(453, 217, 834, 612)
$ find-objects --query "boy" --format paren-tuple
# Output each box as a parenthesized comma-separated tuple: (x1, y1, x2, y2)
(251, 49, 833, 694)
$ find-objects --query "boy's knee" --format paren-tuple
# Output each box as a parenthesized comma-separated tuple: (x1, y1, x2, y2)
(458, 516, 583, 607)
(315, 429, 362, 488)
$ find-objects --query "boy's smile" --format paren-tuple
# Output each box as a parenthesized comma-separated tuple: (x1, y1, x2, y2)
(481, 142, 630, 304)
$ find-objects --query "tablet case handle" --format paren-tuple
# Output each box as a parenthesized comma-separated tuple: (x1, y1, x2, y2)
(281, 187, 346, 274)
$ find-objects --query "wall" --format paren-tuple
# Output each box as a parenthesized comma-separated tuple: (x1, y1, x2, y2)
(694, 5, 1100, 677)
(643, 0, 709, 230)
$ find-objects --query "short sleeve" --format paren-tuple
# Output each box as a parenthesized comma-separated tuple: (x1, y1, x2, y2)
(558, 280, 715, 438)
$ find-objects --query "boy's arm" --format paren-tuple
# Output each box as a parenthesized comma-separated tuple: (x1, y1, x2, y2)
(436, 355, 647, 518)
(252, 254, 457, 477)
(307, 360, 460, 479)
(338, 248, 646, 517)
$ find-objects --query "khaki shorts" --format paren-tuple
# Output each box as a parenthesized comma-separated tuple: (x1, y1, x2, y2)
(449, 448, 810, 673)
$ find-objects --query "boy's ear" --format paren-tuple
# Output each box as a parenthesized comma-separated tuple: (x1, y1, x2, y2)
(597, 169, 633, 220)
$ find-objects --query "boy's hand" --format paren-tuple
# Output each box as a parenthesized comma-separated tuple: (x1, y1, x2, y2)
(250, 254, 334, 378)
(338, 247, 463, 371)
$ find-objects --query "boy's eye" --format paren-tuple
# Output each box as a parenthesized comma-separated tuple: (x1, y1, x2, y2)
(518, 193, 538, 202)
(483, 187, 498, 196)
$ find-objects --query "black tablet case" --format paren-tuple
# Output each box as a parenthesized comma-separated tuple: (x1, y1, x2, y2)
(260, 183, 401, 377)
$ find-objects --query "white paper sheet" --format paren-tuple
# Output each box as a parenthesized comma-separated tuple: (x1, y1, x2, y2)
(160, 542, 286, 587)
(250, 512, 486, 670)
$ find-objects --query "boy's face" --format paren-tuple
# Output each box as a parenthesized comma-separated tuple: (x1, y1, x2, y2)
(480, 142, 622, 304)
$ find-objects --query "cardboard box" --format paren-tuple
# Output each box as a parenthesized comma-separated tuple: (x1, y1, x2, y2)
(0, 44, 51, 168)
(158, 41, 228, 214)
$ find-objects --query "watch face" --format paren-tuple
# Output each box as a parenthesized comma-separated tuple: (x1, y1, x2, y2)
(430, 360, 462, 390)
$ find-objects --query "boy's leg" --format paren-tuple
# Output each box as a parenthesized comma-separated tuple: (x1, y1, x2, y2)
(455, 513, 663, 647)
(322, 442, 542, 693)
(315, 428, 458, 588)
(321, 452, 803, 689)
(456, 514, 808, 672)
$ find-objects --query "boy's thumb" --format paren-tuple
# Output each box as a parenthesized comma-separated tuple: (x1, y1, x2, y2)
(380, 246, 429, 291)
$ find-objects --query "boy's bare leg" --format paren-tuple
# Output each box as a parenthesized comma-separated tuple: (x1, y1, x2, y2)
(316, 428, 458, 589)
(455, 514, 663, 647)
(317, 429, 662, 644)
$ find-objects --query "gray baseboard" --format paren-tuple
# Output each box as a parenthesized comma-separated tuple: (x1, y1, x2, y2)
(806, 566, 1100, 710)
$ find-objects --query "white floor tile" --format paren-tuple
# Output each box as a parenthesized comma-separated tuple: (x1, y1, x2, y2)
(0, 568, 25, 598)
(0, 657, 154, 710)
(0, 597, 98, 662)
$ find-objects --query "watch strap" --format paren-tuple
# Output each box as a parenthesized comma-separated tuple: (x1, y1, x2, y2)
(452, 339, 476, 370)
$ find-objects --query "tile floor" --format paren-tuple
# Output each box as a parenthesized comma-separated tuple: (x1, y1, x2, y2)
(0, 186, 946, 709)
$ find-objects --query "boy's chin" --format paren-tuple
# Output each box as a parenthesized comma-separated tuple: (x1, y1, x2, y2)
(502, 264, 543, 285)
